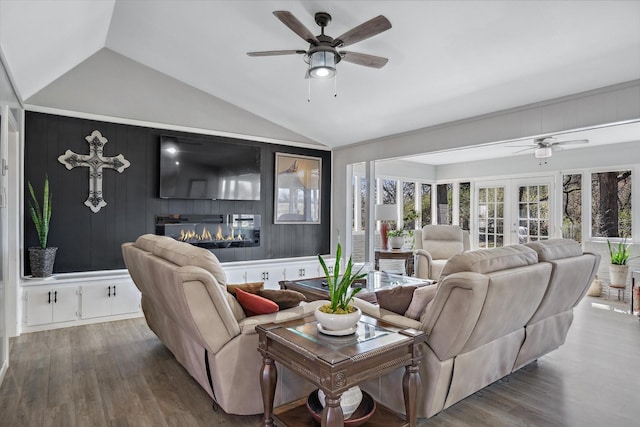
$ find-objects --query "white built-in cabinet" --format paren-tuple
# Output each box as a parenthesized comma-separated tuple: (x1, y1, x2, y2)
(22, 272, 142, 331)
(20, 256, 335, 332)
(24, 286, 77, 326)
(223, 257, 334, 289)
(80, 280, 142, 319)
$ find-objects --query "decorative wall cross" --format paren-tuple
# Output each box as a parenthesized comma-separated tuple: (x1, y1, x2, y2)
(58, 130, 131, 213)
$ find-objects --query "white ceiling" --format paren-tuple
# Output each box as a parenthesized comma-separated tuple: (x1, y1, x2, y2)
(1, 1, 640, 150)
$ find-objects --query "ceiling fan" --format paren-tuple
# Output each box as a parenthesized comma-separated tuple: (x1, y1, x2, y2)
(507, 137, 589, 159)
(247, 11, 392, 79)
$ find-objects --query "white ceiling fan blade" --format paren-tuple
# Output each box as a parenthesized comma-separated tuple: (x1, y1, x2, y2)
(512, 147, 536, 154)
(555, 139, 589, 146)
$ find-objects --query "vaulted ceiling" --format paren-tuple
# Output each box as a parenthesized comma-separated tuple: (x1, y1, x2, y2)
(1, 1, 639, 151)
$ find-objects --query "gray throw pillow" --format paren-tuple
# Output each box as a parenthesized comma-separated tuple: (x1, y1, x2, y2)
(375, 286, 417, 315)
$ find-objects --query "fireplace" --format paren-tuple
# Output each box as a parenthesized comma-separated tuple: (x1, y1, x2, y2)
(155, 214, 260, 248)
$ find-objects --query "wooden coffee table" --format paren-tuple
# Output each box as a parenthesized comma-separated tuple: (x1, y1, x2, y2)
(256, 314, 426, 427)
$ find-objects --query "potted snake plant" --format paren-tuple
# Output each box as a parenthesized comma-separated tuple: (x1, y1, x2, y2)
(315, 241, 366, 333)
(27, 176, 57, 277)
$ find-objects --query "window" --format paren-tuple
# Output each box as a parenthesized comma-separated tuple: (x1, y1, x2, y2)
(436, 183, 453, 225)
(402, 182, 416, 229)
(421, 183, 432, 226)
(459, 182, 471, 231)
(591, 170, 632, 238)
(562, 174, 582, 242)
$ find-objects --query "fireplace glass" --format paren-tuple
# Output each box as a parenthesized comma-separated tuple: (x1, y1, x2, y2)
(156, 214, 260, 248)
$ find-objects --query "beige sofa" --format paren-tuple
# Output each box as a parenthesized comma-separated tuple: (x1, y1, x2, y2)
(121, 234, 324, 415)
(355, 238, 599, 419)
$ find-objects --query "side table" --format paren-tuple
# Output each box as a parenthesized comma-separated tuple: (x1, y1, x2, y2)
(256, 315, 426, 427)
(375, 249, 415, 276)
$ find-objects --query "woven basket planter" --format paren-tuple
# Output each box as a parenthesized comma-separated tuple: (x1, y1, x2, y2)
(29, 247, 58, 277)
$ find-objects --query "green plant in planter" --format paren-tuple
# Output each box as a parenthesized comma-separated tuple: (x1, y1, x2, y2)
(28, 176, 52, 249)
(607, 239, 634, 265)
(318, 241, 366, 314)
(387, 229, 406, 238)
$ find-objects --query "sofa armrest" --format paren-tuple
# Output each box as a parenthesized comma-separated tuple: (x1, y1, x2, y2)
(414, 249, 434, 279)
(421, 271, 489, 360)
(237, 300, 326, 334)
(353, 298, 423, 330)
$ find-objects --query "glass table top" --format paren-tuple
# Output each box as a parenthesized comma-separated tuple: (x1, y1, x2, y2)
(288, 319, 391, 350)
(294, 270, 429, 292)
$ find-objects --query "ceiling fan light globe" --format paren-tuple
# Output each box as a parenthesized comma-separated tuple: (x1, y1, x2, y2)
(534, 146, 553, 159)
(309, 51, 336, 78)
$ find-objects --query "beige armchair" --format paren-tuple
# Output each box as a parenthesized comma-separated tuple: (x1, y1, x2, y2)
(414, 225, 469, 281)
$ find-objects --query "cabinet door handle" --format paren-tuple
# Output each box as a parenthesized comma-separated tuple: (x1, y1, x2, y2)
(108, 286, 111, 297)
(54, 291, 57, 303)
(113, 285, 116, 297)
(48, 291, 51, 304)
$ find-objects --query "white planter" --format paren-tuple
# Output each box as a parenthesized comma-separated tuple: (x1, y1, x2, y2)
(314, 305, 361, 332)
(609, 264, 629, 286)
(389, 236, 404, 249)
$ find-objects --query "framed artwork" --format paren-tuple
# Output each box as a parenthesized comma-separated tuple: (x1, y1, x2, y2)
(274, 153, 322, 224)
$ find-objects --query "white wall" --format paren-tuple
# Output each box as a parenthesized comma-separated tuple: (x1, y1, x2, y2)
(27, 48, 321, 148)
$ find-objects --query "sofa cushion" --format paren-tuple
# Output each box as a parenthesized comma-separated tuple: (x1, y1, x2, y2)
(151, 237, 227, 287)
(524, 238, 583, 261)
(440, 245, 538, 279)
(375, 286, 417, 315)
(227, 282, 264, 296)
(235, 288, 279, 316)
(404, 284, 438, 320)
(258, 289, 306, 309)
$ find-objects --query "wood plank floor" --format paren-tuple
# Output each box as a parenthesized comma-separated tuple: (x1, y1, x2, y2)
(1, 297, 639, 427)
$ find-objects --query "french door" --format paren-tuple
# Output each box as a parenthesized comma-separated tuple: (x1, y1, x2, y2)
(474, 177, 554, 248)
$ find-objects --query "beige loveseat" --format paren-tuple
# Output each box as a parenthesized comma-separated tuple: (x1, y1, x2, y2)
(354, 238, 599, 419)
(121, 234, 324, 415)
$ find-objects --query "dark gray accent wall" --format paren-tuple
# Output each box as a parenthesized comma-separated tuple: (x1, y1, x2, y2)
(24, 111, 331, 274)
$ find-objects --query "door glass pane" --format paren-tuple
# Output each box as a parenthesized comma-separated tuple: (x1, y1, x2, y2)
(477, 185, 506, 248)
(518, 184, 550, 243)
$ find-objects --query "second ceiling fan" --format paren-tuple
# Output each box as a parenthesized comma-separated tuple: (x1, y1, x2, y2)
(247, 11, 392, 79)
(507, 137, 589, 159)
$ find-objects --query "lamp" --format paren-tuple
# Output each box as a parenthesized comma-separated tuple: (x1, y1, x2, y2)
(375, 204, 397, 250)
(534, 146, 552, 159)
(307, 49, 337, 79)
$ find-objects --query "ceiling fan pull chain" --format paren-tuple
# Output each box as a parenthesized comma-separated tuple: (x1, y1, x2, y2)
(334, 75, 338, 98)
(308, 78, 311, 102)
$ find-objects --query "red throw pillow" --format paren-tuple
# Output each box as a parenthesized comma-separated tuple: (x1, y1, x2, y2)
(235, 288, 279, 316)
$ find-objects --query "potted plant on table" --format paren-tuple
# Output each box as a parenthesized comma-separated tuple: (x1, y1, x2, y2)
(607, 239, 635, 288)
(27, 176, 57, 277)
(387, 229, 406, 250)
(316, 241, 367, 333)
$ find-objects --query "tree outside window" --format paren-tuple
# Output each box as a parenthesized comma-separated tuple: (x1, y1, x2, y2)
(591, 170, 632, 238)
(421, 183, 432, 226)
(563, 174, 582, 242)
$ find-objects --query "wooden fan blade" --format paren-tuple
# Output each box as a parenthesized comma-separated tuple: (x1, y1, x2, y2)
(333, 15, 392, 47)
(247, 50, 306, 57)
(340, 51, 388, 68)
(273, 11, 318, 44)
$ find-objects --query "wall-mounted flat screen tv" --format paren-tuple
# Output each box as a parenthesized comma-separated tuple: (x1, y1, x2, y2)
(159, 135, 261, 200)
